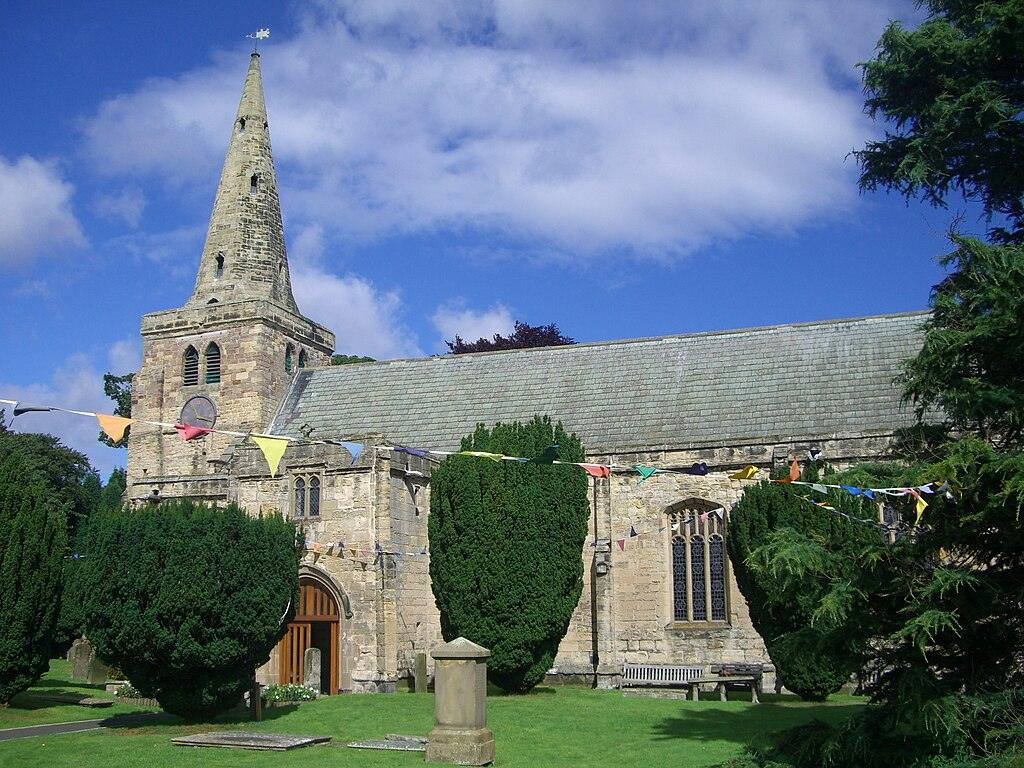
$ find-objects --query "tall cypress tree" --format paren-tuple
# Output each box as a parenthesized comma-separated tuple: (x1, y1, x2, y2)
(428, 416, 590, 693)
(0, 443, 68, 704)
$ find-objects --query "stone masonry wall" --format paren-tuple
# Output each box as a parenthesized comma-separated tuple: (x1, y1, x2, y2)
(230, 440, 387, 692)
(387, 456, 443, 685)
(127, 300, 332, 496)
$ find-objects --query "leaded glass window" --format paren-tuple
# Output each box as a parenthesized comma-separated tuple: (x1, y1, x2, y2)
(709, 535, 726, 620)
(671, 537, 688, 621)
(690, 535, 706, 620)
(294, 477, 305, 517)
(667, 499, 729, 624)
(308, 476, 320, 517)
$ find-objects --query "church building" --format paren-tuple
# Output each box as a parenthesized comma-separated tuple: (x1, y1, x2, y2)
(126, 52, 925, 693)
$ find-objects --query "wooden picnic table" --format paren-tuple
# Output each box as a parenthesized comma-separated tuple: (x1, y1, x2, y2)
(686, 675, 759, 703)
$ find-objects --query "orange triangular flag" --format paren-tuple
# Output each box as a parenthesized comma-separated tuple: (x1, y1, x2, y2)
(96, 414, 133, 444)
(775, 458, 800, 484)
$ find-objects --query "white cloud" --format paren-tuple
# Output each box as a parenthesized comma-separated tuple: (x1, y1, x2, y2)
(430, 301, 514, 351)
(0, 155, 85, 265)
(0, 351, 125, 478)
(94, 186, 147, 227)
(107, 337, 141, 374)
(288, 224, 422, 359)
(80, 0, 908, 257)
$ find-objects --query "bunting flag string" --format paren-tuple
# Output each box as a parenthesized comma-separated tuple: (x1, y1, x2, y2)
(791, 492, 929, 536)
(0, 397, 954, 501)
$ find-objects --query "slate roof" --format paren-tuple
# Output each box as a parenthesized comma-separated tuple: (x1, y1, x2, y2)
(270, 311, 927, 454)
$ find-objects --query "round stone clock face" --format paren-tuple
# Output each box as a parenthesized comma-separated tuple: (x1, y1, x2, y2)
(180, 395, 218, 428)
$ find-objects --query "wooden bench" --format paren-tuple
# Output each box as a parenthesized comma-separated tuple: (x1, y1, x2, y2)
(621, 663, 704, 690)
(621, 662, 763, 703)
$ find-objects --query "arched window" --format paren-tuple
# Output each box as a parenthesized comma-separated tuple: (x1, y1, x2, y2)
(250, 174, 259, 195)
(308, 477, 320, 517)
(215, 253, 224, 277)
(298, 349, 308, 369)
(204, 343, 221, 384)
(182, 346, 199, 386)
(238, 117, 246, 132)
(284, 344, 294, 373)
(668, 499, 729, 624)
(294, 477, 305, 517)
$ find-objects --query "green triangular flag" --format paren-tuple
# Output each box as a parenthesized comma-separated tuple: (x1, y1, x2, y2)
(529, 445, 560, 464)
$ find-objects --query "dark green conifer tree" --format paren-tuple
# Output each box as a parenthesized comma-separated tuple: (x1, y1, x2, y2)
(0, 442, 68, 704)
(428, 416, 589, 693)
(79, 500, 298, 718)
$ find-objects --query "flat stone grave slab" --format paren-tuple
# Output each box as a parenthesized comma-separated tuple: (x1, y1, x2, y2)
(348, 734, 428, 752)
(172, 731, 331, 751)
(37, 694, 114, 708)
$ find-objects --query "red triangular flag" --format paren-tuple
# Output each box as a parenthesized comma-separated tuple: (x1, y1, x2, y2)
(580, 464, 610, 478)
(175, 424, 212, 441)
(616, 538, 626, 551)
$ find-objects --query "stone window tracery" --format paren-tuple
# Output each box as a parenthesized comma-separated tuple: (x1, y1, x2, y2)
(292, 474, 321, 519)
(668, 499, 729, 624)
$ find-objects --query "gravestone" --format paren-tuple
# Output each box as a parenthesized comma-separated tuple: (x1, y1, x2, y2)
(415, 652, 428, 693)
(425, 637, 495, 766)
(172, 732, 330, 751)
(87, 656, 111, 685)
(303, 647, 321, 693)
(69, 637, 94, 681)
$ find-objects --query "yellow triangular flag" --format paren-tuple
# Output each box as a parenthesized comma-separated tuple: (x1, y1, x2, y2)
(913, 491, 928, 526)
(96, 414, 133, 444)
(252, 435, 289, 477)
(729, 465, 758, 480)
(457, 451, 502, 462)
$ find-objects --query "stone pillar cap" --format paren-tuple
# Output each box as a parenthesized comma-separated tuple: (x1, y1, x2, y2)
(432, 637, 491, 660)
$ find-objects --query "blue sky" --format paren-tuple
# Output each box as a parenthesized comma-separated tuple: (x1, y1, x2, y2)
(0, 1, 988, 477)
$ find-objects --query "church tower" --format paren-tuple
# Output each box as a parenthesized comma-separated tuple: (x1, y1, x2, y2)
(127, 53, 335, 498)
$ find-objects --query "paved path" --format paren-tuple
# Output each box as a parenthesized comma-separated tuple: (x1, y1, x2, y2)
(0, 712, 170, 742)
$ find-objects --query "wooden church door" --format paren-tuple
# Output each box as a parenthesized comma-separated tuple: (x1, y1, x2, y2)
(278, 579, 340, 694)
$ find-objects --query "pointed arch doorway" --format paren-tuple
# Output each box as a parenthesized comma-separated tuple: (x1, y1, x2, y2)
(278, 571, 349, 694)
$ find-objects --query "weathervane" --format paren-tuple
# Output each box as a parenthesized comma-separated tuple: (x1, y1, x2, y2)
(246, 27, 270, 53)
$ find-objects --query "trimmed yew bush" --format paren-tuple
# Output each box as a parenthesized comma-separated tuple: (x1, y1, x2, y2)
(79, 500, 298, 718)
(429, 416, 590, 693)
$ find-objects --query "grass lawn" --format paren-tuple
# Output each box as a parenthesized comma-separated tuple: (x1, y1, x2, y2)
(0, 659, 158, 729)
(0, 670, 863, 768)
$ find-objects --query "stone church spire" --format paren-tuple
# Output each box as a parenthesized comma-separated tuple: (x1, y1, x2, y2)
(189, 52, 298, 311)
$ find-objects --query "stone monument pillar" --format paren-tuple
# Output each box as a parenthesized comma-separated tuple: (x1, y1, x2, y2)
(415, 652, 428, 693)
(425, 638, 495, 766)
(303, 647, 322, 693)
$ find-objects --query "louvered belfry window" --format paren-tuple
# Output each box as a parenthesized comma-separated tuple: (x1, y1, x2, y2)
(298, 349, 308, 369)
(284, 344, 294, 374)
(182, 346, 199, 386)
(668, 500, 729, 624)
(205, 343, 221, 384)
